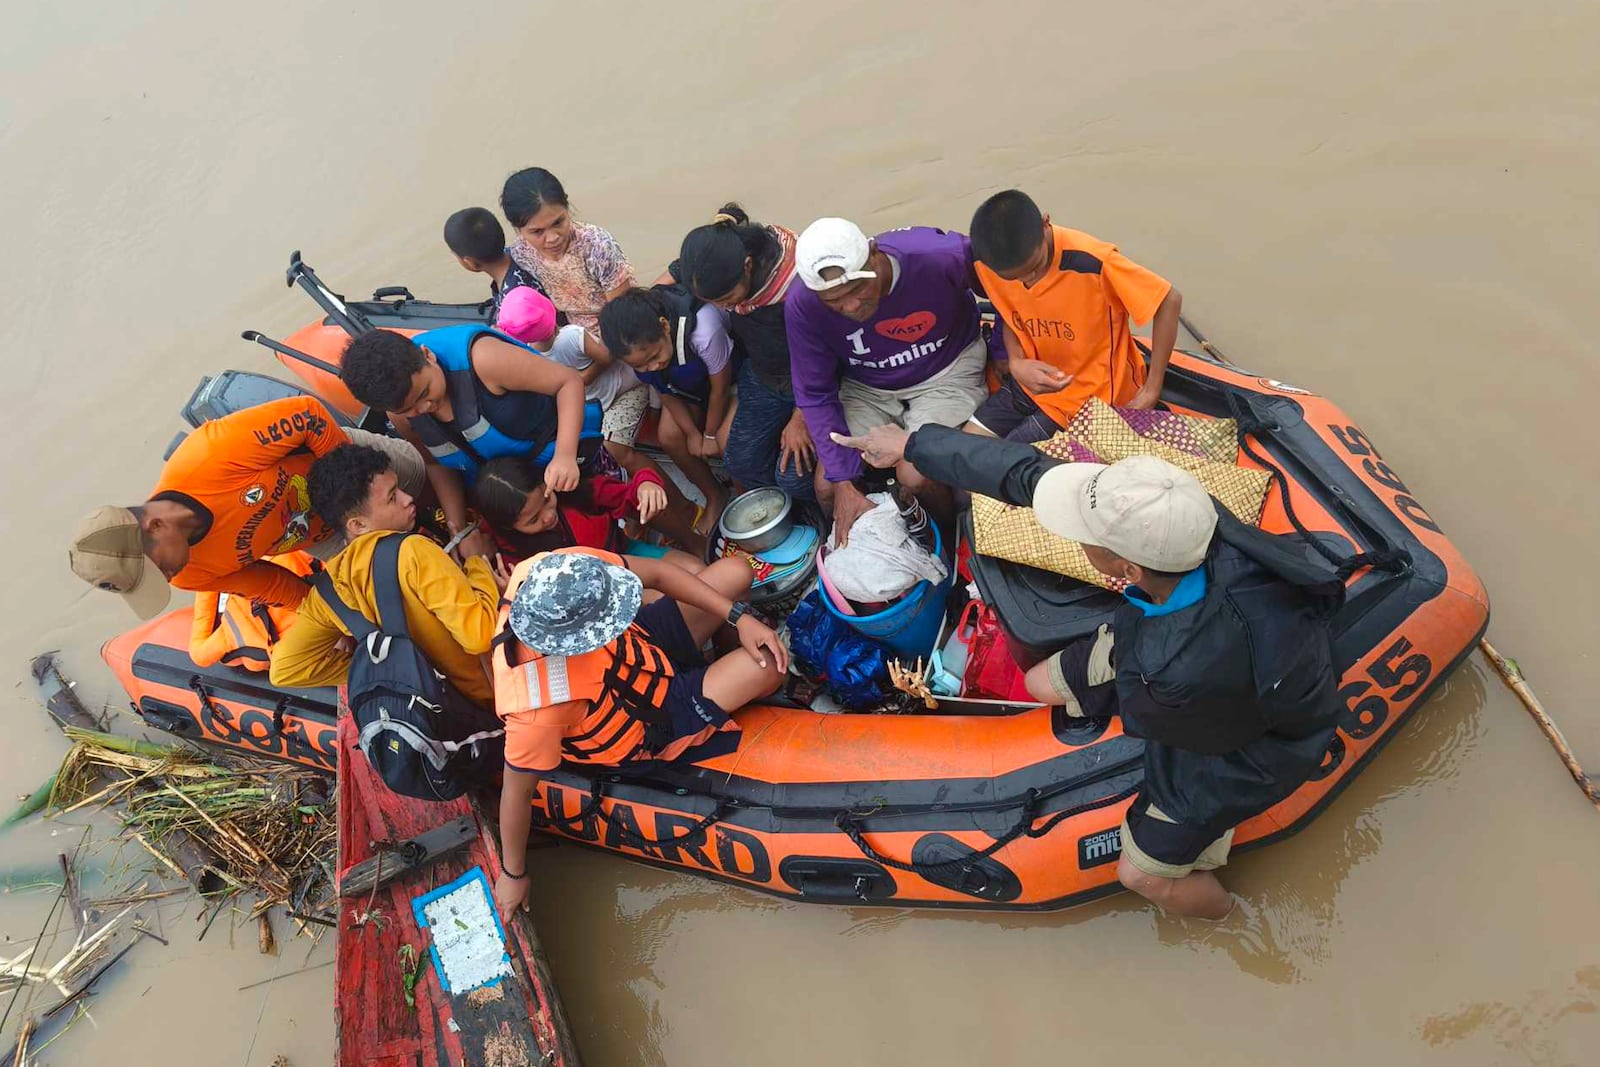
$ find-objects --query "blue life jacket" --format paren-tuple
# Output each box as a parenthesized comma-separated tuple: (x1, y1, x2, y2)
(407, 324, 599, 476)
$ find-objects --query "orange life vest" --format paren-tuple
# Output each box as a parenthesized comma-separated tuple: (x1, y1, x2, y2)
(188, 552, 316, 671)
(492, 550, 676, 766)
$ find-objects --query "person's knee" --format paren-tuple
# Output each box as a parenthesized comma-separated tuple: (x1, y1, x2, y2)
(605, 441, 641, 470)
(704, 648, 784, 708)
(663, 549, 706, 574)
(706, 556, 755, 599)
(1117, 854, 1172, 901)
(657, 413, 686, 449)
(775, 463, 816, 502)
(722, 439, 767, 490)
(1023, 661, 1063, 706)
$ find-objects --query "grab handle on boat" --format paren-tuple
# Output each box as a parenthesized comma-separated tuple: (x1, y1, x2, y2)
(240, 330, 343, 378)
(834, 789, 1045, 880)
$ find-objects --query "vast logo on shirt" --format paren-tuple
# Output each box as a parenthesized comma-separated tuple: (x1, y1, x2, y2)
(843, 323, 950, 371)
(875, 311, 935, 343)
(240, 485, 265, 507)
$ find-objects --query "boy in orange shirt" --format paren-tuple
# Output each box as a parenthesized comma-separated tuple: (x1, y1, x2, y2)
(966, 189, 1183, 442)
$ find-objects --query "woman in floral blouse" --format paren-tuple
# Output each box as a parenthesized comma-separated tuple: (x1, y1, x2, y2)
(501, 167, 634, 336)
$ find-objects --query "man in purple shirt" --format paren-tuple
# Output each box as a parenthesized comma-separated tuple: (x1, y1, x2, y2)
(785, 218, 988, 541)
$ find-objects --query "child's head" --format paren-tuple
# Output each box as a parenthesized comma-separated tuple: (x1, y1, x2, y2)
(341, 331, 445, 418)
(970, 189, 1053, 285)
(598, 288, 674, 373)
(679, 202, 764, 308)
(308, 445, 415, 540)
(496, 287, 559, 349)
(475, 456, 561, 536)
(443, 207, 509, 272)
(500, 168, 573, 259)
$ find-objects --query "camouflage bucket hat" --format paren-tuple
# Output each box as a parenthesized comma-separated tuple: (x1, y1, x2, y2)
(508, 552, 643, 656)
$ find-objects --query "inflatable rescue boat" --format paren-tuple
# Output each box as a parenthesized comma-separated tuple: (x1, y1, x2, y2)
(102, 256, 1488, 910)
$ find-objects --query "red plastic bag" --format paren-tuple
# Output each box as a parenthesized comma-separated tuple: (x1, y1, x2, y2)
(958, 601, 1034, 702)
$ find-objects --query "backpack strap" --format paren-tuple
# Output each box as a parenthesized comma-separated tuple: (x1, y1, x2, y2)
(313, 571, 377, 640)
(311, 532, 413, 641)
(369, 532, 412, 636)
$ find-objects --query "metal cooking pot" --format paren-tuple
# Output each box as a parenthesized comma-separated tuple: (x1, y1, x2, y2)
(719, 487, 794, 554)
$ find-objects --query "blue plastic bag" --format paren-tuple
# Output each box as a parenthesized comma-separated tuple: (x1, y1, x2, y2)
(788, 592, 892, 710)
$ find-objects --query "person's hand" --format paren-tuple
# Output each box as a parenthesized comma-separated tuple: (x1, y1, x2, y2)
(830, 480, 876, 547)
(778, 412, 817, 476)
(1125, 384, 1161, 410)
(488, 553, 513, 594)
(543, 454, 581, 493)
(1010, 358, 1072, 395)
(830, 425, 910, 470)
(453, 526, 495, 564)
(735, 613, 789, 673)
(494, 869, 530, 918)
(694, 433, 722, 459)
(635, 481, 668, 523)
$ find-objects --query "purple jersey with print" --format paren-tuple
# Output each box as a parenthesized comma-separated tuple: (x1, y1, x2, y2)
(785, 227, 981, 481)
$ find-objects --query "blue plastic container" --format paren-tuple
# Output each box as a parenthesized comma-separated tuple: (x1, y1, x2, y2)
(821, 524, 951, 659)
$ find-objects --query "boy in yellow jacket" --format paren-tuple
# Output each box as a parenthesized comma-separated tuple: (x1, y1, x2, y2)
(269, 445, 509, 706)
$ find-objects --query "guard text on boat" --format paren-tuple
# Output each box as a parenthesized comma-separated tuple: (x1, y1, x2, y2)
(530, 785, 772, 883)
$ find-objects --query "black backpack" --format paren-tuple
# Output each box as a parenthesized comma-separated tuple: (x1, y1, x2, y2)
(314, 533, 504, 801)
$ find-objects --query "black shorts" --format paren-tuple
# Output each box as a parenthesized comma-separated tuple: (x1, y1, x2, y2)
(634, 598, 731, 740)
(1045, 633, 1120, 720)
(1121, 794, 1235, 877)
(969, 377, 1066, 443)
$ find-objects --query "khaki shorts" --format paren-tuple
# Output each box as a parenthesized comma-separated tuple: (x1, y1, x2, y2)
(1120, 801, 1235, 880)
(345, 427, 427, 498)
(838, 334, 988, 437)
(601, 384, 650, 446)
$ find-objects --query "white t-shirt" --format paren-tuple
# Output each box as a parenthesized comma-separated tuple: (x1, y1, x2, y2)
(542, 324, 641, 408)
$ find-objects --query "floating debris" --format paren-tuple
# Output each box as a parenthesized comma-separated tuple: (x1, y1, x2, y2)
(46, 729, 336, 927)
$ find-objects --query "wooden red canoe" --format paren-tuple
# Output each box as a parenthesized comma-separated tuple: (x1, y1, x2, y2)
(335, 714, 581, 1066)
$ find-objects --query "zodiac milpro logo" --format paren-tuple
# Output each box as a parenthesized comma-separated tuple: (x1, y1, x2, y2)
(1077, 826, 1123, 869)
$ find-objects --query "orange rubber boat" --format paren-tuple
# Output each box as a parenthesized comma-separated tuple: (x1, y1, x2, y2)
(102, 258, 1487, 910)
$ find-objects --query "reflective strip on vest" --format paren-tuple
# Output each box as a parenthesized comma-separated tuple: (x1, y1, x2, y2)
(519, 655, 573, 709)
(422, 416, 495, 461)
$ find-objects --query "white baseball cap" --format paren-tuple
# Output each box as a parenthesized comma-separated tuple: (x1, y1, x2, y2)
(796, 218, 877, 291)
(1032, 455, 1217, 572)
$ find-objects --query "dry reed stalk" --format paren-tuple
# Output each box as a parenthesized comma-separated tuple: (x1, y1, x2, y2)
(1480, 638, 1600, 811)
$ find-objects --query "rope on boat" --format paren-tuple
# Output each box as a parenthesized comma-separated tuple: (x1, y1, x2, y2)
(833, 782, 1143, 881)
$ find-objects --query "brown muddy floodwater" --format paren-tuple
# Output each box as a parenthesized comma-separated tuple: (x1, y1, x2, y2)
(2, 1, 1597, 1064)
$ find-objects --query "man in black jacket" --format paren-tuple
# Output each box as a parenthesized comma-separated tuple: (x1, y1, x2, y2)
(832, 423, 1344, 919)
